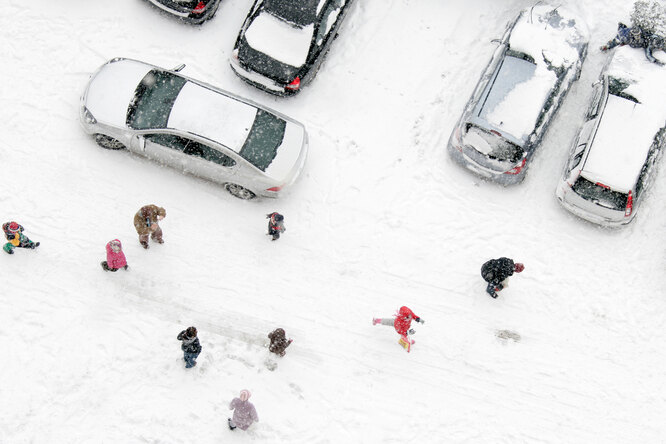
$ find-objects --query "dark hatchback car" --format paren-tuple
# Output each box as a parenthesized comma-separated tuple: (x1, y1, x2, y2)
(230, 0, 355, 95)
(144, 0, 222, 24)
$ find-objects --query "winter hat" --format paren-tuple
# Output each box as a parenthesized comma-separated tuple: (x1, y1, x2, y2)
(186, 326, 197, 338)
(273, 213, 284, 222)
(239, 390, 251, 402)
(514, 263, 525, 273)
(109, 239, 122, 250)
(7, 222, 20, 232)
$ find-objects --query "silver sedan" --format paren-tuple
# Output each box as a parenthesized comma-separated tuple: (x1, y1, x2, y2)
(79, 58, 308, 199)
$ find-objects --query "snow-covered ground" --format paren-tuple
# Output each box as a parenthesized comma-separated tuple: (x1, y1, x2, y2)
(1, 1, 665, 443)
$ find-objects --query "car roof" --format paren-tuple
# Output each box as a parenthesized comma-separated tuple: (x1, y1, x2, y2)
(581, 94, 651, 193)
(168, 81, 258, 153)
(582, 46, 666, 193)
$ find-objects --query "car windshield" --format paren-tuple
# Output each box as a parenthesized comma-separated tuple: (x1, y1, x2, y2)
(238, 110, 287, 171)
(572, 176, 628, 210)
(264, 0, 319, 26)
(608, 76, 639, 103)
(466, 125, 524, 163)
(127, 70, 187, 130)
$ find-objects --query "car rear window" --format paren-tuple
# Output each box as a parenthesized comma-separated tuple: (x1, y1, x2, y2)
(264, 0, 319, 26)
(572, 176, 628, 211)
(127, 70, 187, 130)
(239, 110, 287, 171)
(466, 125, 524, 163)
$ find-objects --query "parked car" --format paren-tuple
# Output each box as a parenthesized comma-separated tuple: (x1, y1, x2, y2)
(143, 0, 222, 25)
(230, 0, 356, 95)
(79, 58, 308, 199)
(556, 46, 666, 226)
(447, 5, 589, 184)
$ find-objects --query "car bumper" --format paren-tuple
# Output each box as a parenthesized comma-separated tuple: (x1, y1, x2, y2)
(555, 182, 633, 227)
(447, 139, 526, 185)
(229, 57, 296, 96)
(144, 0, 213, 24)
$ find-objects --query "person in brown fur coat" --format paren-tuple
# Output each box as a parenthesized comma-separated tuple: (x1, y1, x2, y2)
(133, 205, 166, 249)
(268, 328, 292, 357)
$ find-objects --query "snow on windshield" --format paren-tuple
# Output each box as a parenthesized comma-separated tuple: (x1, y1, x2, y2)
(483, 5, 588, 141)
(245, 11, 314, 68)
(484, 57, 556, 141)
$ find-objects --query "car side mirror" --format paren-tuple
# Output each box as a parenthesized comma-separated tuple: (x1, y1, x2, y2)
(172, 64, 186, 72)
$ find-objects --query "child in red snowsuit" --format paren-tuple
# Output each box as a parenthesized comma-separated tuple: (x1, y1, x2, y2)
(373, 306, 424, 336)
(101, 239, 128, 272)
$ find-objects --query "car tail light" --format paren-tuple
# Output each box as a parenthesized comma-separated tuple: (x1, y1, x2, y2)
(625, 190, 633, 217)
(266, 185, 283, 192)
(504, 157, 526, 175)
(192, 1, 206, 14)
(285, 77, 301, 91)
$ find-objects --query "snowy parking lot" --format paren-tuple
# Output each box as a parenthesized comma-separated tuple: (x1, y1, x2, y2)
(1, 1, 665, 443)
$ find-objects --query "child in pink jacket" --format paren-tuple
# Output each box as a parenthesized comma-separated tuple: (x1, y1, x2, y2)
(101, 239, 128, 272)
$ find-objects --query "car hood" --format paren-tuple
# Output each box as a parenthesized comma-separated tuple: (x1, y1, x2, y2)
(264, 120, 307, 182)
(84, 59, 150, 127)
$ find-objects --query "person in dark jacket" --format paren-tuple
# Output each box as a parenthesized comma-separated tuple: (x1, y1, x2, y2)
(177, 326, 202, 368)
(268, 328, 293, 357)
(3, 221, 39, 254)
(266, 212, 285, 241)
(601, 23, 664, 64)
(481, 257, 524, 298)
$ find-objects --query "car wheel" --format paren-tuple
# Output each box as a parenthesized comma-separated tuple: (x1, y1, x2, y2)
(95, 134, 126, 150)
(224, 183, 256, 200)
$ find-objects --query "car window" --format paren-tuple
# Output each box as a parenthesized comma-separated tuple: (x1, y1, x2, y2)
(127, 70, 187, 130)
(572, 176, 628, 210)
(608, 76, 639, 103)
(586, 82, 604, 120)
(466, 126, 524, 163)
(145, 134, 236, 168)
(315, 0, 342, 47)
(145, 133, 189, 152)
(185, 141, 237, 168)
(239, 110, 287, 171)
(566, 146, 586, 174)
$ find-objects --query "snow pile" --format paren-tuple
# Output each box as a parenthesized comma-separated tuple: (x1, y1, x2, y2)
(509, 5, 589, 69)
(607, 43, 666, 104)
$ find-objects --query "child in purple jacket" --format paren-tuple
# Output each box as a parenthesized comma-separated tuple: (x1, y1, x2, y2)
(228, 390, 259, 431)
(101, 239, 128, 272)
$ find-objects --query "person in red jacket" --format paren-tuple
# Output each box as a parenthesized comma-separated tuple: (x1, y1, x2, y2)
(373, 306, 424, 336)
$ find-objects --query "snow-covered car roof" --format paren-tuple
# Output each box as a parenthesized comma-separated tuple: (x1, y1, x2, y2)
(479, 5, 589, 142)
(582, 46, 666, 192)
(244, 10, 315, 68)
(168, 81, 258, 153)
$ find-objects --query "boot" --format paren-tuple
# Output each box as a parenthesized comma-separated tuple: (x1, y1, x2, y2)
(372, 318, 381, 325)
(228, 418, 236, 430)
(140, 241, 149, 249)
(101, 261, 110, 271)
